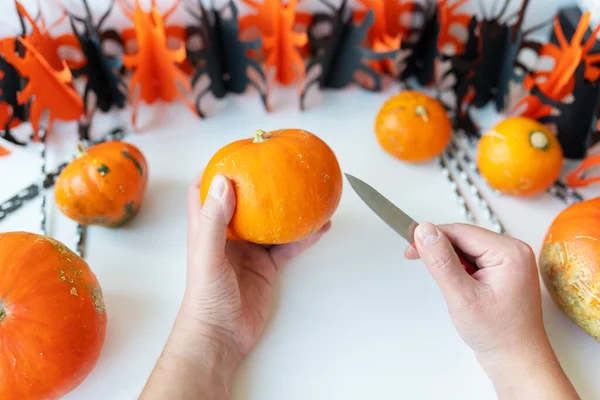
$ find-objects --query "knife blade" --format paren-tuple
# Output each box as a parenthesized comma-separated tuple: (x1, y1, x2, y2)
(345, 173, 479, 275)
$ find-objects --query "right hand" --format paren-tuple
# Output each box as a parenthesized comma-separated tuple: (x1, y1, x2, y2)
(404, 223, 579, 399)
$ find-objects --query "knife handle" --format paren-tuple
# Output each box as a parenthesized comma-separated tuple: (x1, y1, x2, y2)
(410, 241, 479, 275)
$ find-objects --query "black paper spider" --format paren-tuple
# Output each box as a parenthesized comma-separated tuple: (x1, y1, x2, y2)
(62, 0, 127, 141)
(0, 51, 28, 146)
(398, 0, 439, 86)
(184, 0, 268, 118)
(438, 0, 550, 137)
(300, 0, 399, 110)
(531, 63, 600, 159)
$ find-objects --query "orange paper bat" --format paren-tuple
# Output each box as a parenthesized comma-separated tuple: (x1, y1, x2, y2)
(517, 11, 600, 119)
(239, 0, 312, 87)
(2, 37, 84, 137)
(118, 0, 196, 129)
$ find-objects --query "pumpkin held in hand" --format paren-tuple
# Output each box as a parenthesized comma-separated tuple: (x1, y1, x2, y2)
(374, 90, 452, 162)
(55, 141, 149, 227)
(477, 117, 563, 197)
(539, 197, 600, 342)
(0, 231, 107, 399)
(200, 128, 343, 244)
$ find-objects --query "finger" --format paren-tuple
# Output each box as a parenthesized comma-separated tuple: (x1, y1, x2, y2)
(195, 174, 236, 266)
(404, 245, 419, 259)
(187, 174, 203, 243)
(414, 222, 478, 303)
(435, 223, 530, 269)
(270, 221, 332, 267)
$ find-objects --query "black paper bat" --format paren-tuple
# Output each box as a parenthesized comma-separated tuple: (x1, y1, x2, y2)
(301, 0, 398, 110)
(184, 0, 268, 118)
(62, 0, 127, 141)
(531, 63, 600, 159)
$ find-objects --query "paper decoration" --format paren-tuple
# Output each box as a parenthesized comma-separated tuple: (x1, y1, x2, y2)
(184, 0, 269, 117)
(238, 0, 312, 90)
(119, 0, 196, 129)
(301, 0, 399, 110)
(61, 0, 127, 140)
(513, 12, 600, 159)
(2, 1, 83, 140)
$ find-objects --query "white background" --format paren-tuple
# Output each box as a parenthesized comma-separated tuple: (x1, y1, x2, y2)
(1, 0, 600, 399)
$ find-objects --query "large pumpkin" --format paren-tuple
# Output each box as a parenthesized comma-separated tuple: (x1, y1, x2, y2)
(0, 231, 107, 399)
(55, 141, 149, 227)
(200, 128, 343, 244)
(539, 197, 600, 342)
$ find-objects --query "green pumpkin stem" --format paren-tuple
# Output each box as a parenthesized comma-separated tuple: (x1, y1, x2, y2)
(415, 105, 429, 122)
(253, 129, 269, 143)
(76, 141, 88, 157)
(0, 305, 6, 323)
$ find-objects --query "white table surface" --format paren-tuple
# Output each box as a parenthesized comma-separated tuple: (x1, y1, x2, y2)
(1, 0, 599, 399)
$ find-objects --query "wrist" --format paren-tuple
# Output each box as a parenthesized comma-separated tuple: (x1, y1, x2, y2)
(165, 312, 242, 395)
(477, 336, 578, 399)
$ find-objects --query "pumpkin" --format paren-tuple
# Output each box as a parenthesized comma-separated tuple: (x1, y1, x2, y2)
(374, 90, 452, 162)
(200, 128, 343, 244)
(55, 141, 149, 227)
(0, 231, 107, 399)
(539, 197, 600, 342)
(477, 117, 563, 197)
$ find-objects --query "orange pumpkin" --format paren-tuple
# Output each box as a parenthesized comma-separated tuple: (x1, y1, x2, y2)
(477, 117, 563, 197)
(200, 129, 343, 244)
(0, 231, 107, 399)
(55, 141, 149, 227)
(539, 197, 600, 342)
(374, 90, 452, 162)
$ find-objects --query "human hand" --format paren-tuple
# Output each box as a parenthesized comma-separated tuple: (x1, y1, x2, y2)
(404, 223, 579, 399)
(140, 174, 330, 399)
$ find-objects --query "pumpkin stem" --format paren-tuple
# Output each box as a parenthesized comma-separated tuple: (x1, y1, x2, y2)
(253, 129, 269, 143)
(0, 304, 5, 323)
(76, 141, 88, 157)
(529, 131, 550, 151)
(415, 105, 429, 122)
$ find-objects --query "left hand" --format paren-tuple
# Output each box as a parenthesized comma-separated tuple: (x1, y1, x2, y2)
(140, 173, 331, 398)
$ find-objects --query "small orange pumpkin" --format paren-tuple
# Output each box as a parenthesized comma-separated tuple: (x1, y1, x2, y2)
(200, 128, 343, 244)
(477, 117, 563, 197)
(374, 90, 452, 162)
(539, 197, 600, 342)
(55, 141, 149, 227)
(0, 231, 107, 399)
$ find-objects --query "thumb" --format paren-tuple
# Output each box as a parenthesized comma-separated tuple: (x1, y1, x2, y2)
(414, 222, 477, 305)
(197, 174, 236, 265)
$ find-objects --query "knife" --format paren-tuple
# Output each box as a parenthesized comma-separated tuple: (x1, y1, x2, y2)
(345, 173, 479, 275)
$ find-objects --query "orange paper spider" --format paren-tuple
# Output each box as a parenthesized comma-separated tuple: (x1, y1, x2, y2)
(14, 1, 80, 71)
(437, 0, 471, 55)
(118, 0, 196, 129)
(353, 0, 408, 74)
(239, 0, 312, 87)
(517, 11, 600, 118)
(1, 37, 83, 137)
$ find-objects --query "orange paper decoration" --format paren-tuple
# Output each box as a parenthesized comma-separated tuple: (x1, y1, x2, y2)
(239, 0, 312, 88)
(437, 0, 471, 55)
(515, 12, 600, 119)
(118, 0, 196, 129)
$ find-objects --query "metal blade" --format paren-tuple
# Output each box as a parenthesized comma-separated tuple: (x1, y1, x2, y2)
(345, 173, 418, 243)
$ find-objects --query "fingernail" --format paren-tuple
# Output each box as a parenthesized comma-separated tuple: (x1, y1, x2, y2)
(415, 222, 438, 247)
(209, 175, 226, 199)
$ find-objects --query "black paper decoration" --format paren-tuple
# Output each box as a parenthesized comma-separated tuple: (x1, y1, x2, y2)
(301, 0, 399, 110)
(184, 0, 269, 118)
